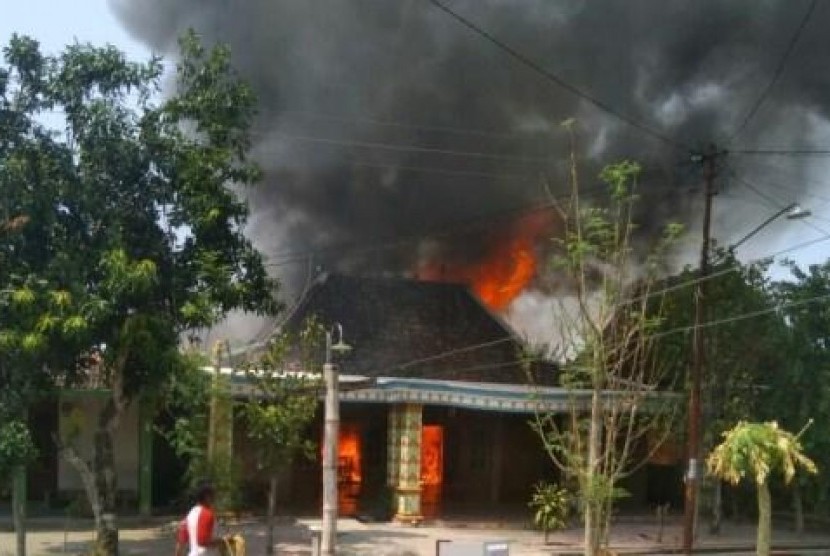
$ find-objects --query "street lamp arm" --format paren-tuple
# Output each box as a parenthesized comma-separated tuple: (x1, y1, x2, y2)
(730, 203, 808, 252)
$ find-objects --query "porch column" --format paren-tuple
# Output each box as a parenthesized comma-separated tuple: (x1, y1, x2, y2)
(387, 403, 423, 523)
(489, 415, 504, 505)
(207, 372, 234, 509)
(386, 405, 402, 489)
(138, 398, 154, 516)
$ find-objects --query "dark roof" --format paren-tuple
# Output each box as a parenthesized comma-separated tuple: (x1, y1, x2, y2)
(282, 273, 554, 384)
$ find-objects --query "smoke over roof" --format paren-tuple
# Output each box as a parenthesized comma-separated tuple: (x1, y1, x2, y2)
(110, 0, 830, 301)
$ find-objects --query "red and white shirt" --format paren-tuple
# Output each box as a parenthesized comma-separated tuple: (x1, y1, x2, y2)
(176, 504, 215, 555)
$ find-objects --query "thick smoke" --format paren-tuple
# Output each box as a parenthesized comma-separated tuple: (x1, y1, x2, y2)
(111, 0, 830, 339)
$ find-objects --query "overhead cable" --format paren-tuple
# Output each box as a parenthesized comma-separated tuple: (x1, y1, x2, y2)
(727, 0, 819, 143)
(424, 0, 686, 150)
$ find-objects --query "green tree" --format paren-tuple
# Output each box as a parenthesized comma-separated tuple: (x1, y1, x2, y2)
(654, 251, 790, 531)
(241, 319, 324, 555)
(532, 139, 682, 556)
(157, 349, 242, 510)
(0, 417, 38, 556)
(764, 261, 830, 526)
(707, 421, 817, 556)
(0, 32, 278, 554)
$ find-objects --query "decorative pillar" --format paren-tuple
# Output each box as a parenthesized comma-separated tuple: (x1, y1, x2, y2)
(138, 398, 154, 517)
(386, 406, 402, 488)
(489, 415, 504, 505)
(387, 403, 423, 523)
(207, 371, 234, 509)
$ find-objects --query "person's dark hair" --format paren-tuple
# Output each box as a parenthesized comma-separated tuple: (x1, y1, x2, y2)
(194, 481, 215, 505)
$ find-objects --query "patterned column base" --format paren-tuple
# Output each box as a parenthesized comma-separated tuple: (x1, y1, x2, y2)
(393, 485, 423, 524)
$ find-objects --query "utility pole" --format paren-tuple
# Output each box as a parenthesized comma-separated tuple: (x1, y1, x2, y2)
(321, 324, 350, 556)
(321, 355, 340, 555)
(682, 145, 719, 554)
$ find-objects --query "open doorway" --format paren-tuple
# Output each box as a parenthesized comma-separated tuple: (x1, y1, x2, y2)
(421, 425, 444, 518)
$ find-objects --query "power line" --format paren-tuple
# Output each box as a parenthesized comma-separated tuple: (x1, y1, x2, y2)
(652, 290, 830, 341)
(424, 0, 686, 150)
(266, 131, 555, 165)
(624, 232, 830, 306)
(366, 281, 830, 375)
(376, 336, 516, 375)
(277, 109, 529, 141)
(348, 162, 540, 182)
(727, 0, 819, 143)
(732, 149, 830, 156)
(729, 171, 830, 237)
(732, 159, 830, 203)
(263, 183, 690, 267)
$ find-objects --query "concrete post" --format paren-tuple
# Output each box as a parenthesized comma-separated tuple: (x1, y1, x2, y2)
(321, 362, 340, 555)
(12, 465, 26, 556)
(138, 398, 153, 517)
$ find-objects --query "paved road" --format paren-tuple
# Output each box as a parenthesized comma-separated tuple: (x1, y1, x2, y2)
(1, 517, 829, 555)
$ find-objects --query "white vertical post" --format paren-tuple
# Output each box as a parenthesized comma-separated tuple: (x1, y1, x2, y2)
(321, 358, 339, 555)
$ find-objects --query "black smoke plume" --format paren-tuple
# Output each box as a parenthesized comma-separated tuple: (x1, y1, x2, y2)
(111, 0, 830, 300)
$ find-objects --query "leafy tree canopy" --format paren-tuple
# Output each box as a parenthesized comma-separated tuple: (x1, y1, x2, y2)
(0, 31, 279, 397)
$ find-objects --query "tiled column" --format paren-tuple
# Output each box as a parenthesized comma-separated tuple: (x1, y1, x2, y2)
(388, 403, 423, 523)
(386, 405, 402, 488)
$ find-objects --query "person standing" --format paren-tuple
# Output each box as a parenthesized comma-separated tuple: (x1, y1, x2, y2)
(175, 482, 226, 555)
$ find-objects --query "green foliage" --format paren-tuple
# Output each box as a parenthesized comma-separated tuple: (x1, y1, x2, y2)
(1, 32, 279, 549)
(707, 421, 817, 556)
(0, 29, 279, 400)
(654, 251, 786, 444)
(0, 420, 38, 477)
(707, 421, 817, 487)
(534, 155, 682, 555)
(762, 260, 830, 512)
(158, 353, 242, 508)
(529, 482, 572, 537)
(240, 318, 325, 476)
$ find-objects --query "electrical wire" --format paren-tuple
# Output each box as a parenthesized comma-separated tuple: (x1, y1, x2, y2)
(732, 149, 830, 156)
(730, 171, 830, 237)
(727, 0, 819, 143)
(262, 182, 693, 268)
(366, 281, 830, 374)
(374, 336, 515, 375)
(348, 162, 540, 182)
(267, 131, 554, 165)
(651, 290, 830, 341)
(619, 232, 830, 307)
(731, 159, 830, 204)
(276, 109, 530, 141)
(424, 0, 687, 150)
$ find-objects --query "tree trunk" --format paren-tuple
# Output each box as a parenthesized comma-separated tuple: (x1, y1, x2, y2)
(89, 357, 128, 556)
(266, 474, 278, 555)
(13, 465, 26, 556)
(756, 481, 771, 556)
(56, 440, 104, 537)
(793, 483, 804, 534)
(710, 480, 722, 535)
(584, 388, 602, 556)
(93, 421, 119, 556)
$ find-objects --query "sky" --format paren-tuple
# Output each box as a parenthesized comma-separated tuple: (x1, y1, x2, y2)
(0, 0, 149, 61)
(2, 0, 829, 282)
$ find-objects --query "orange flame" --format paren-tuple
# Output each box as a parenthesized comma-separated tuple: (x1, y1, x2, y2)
(418, 211, 552, 311)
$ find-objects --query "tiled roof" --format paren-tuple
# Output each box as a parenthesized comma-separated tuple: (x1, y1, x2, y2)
(282, 273, 555, 384)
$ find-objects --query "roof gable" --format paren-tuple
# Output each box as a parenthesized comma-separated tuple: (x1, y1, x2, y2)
(282, 273, 547, 384)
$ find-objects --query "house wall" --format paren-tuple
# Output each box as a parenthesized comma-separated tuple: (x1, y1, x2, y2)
(57, 394, 140, 492)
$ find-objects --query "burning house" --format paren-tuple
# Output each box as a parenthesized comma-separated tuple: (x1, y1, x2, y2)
(26, 0, 829, 522)
(199, 272, 682, 522)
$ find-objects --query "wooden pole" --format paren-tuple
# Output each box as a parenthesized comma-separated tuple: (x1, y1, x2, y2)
(682, 147, 717, 553)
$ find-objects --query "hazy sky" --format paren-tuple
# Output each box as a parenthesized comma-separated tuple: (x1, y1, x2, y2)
(0, 0, 148, 60)
(2, 0, 829, 279)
